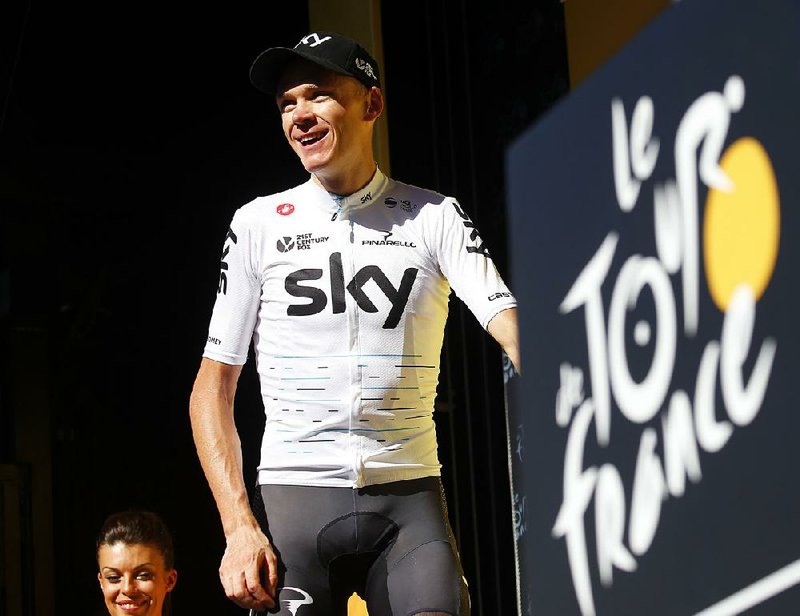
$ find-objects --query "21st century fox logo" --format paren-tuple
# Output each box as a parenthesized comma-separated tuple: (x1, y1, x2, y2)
(276, 236, 295, 252)
(277, 233, 330, 252)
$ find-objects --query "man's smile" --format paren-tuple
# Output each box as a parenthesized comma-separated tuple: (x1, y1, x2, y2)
(297, 130, 328, 147)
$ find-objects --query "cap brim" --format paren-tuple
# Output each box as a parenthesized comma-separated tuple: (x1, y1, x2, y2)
(249, 47, 355, 95)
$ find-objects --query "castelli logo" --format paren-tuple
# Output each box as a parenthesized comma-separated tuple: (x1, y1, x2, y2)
(277, 203, 295, 216)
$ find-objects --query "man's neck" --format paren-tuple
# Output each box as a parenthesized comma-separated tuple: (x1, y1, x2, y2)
(312, 161, 377, 197)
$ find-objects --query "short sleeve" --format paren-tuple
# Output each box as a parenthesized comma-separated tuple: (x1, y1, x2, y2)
(202, 207, 262, 365)
(428, 198, 517, 328)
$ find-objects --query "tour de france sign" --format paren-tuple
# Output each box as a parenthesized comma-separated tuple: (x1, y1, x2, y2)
(505, 0, 800, 614)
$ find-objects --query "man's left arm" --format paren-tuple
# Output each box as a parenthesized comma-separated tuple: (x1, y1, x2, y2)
(487, 306, 520, 374)
(430, 198, 520, 373)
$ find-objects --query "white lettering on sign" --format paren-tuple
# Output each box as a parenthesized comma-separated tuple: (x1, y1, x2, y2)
(552, 75, 778, 616)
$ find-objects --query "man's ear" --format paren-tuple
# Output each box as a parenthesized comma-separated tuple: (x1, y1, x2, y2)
(365, 87, 384, 121)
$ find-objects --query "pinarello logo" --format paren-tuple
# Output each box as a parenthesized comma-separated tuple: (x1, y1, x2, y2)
(277, 203, 295, 216)
(280, 586, 314, 615)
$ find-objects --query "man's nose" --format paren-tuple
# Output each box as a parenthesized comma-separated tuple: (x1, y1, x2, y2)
(292, 99, 314, 124)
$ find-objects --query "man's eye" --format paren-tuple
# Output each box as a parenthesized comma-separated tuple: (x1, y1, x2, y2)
(106, 575, 121, 583)
(136, 572, 154, 581)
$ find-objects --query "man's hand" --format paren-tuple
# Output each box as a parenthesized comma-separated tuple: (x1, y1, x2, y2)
(219, 524, 279, 610)
(190, 359, 278, 610)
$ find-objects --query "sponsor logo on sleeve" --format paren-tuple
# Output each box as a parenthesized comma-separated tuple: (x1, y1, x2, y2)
(218, 227, 238, 295)
(488, 292, 514, 301)
(452, 201, 490, 257)
(384, 195, 418, 212)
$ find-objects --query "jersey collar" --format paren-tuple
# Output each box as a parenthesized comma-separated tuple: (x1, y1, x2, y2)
(306, 167, 388, 217)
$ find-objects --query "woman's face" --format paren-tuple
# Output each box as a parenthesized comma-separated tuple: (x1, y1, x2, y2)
(98, 542, 177, 616)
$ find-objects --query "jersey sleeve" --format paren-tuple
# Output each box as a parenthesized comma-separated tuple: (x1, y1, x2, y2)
(428, 198, 517, 329)
(202, 207, 262, 365)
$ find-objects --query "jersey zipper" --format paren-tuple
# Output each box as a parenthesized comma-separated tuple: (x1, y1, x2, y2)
(331, 193, 343, 221)
(345, 218, 364, 487)
(335, 210, 362, 487)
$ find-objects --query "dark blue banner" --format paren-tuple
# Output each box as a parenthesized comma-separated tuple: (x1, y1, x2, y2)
(505, 0, 800, 614)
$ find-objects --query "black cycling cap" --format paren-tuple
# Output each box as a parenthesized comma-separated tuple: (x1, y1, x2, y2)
(249, 31, 381, 95)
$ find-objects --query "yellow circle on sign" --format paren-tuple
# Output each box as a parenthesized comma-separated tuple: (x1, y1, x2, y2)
(703, 137, 780, 311)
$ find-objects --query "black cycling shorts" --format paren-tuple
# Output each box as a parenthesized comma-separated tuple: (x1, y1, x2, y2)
(254, 477, 470, 616)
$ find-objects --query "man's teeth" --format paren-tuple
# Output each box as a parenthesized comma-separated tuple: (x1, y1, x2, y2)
(300, 134, 323, 145)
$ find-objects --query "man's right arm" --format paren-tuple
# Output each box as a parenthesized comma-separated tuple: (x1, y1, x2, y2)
(189, 357, 277, 611)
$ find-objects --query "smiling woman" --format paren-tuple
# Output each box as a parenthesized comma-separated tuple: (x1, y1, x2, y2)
(96, 511, 178, 616)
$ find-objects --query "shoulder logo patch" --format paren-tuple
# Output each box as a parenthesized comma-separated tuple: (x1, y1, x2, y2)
(277, 203, 295, 216)
(384, 195, 417, 212)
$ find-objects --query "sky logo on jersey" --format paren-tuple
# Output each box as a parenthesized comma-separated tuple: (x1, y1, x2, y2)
(452, 201, 490, 257)
(285, 252, 418, 328)
(218, 227, 238, 294)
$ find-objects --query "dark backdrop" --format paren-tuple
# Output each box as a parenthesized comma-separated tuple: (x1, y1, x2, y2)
(0, 2, 568, 614)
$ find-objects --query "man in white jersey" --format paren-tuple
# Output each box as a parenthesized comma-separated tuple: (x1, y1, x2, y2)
(190, 32, 519, 616)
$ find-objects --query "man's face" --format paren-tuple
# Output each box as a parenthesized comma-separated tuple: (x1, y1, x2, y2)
(276, 60, 373, 184)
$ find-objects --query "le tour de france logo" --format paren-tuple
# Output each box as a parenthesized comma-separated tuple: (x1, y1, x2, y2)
(551, 75, 780, 616)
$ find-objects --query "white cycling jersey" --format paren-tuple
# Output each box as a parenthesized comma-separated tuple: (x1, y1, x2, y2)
(203, 168, 516, 488)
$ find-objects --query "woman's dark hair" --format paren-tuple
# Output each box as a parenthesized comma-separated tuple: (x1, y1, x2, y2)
(96, 510, 175, 569)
